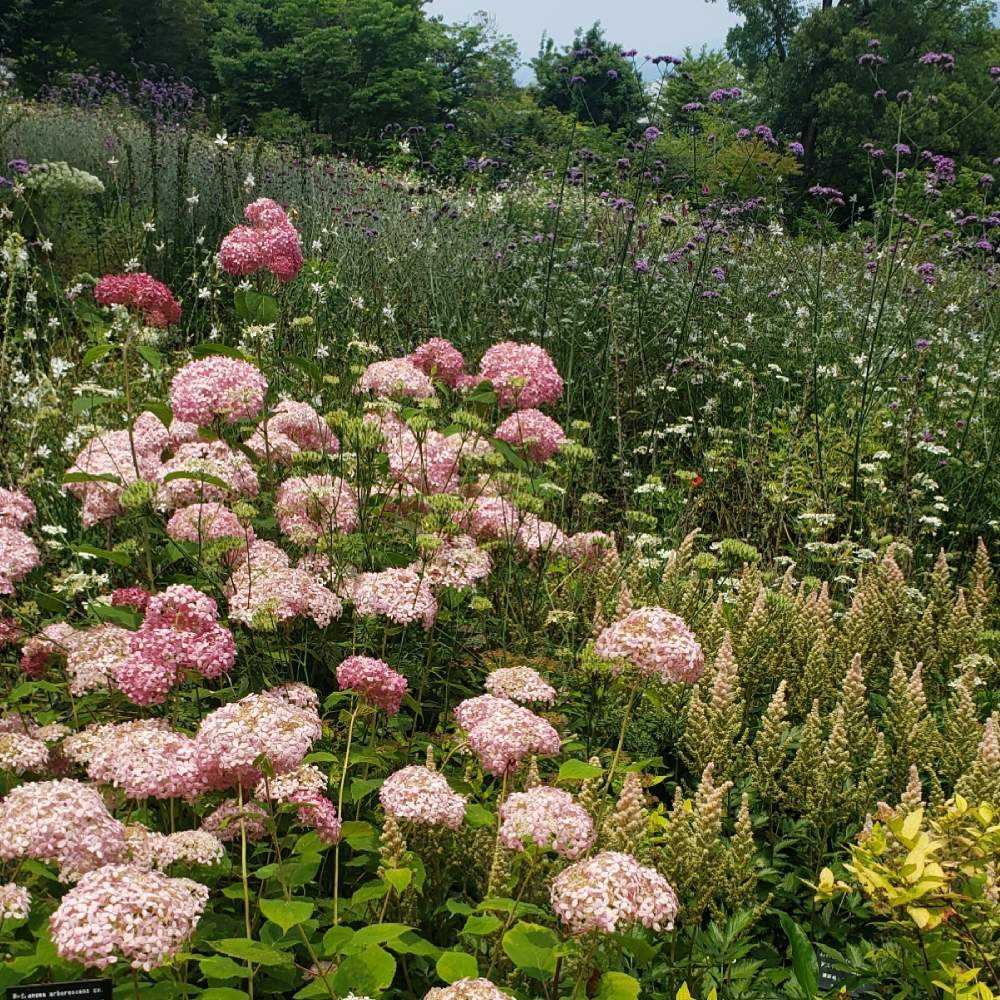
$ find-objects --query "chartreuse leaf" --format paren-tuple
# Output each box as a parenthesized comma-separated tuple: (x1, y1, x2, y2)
(777, 912, 818, 996)
(259, 897, 314, 932)
(461, 914, 502, 936)
(333, 944, 397, 994)
(436, 950, 479, 983)
(595, 972, 641, 1000)
(211, 938, 293, 966)
(558, 759, 604, 781)
(199, 989, 251, 1000)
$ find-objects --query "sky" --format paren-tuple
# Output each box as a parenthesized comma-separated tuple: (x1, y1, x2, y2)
(426, 0, 743, 80)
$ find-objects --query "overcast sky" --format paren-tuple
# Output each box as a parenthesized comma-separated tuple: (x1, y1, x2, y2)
(426, 0, 743, 79)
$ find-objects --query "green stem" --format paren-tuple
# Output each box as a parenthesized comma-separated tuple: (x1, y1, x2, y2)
(333, 700, 361, 925)
(605, 686, 639, 793)
(237, 782, 255, 1000)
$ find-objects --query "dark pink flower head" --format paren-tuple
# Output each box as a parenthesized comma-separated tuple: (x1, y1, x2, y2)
(0, 488, 36, 529)
(495, 409, 566, 463)
(336, 655, 408, 715)
(94, 273, 181, 327)
(478, 342, 564, 409)
(409, 338, 466, 387)
(219, 198, 302, 282)
(244, 197, 288, 227)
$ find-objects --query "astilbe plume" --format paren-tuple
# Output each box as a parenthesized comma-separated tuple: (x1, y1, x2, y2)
(224, 539, 342, 629)
(499, 786, 594, 858)
(602, 771, 647, 853)
(410, 535, 491, 591)
(247, 399, 339, 463)
(494, 409, 566, 462)
(550, 851, 678, 935)
(454, 695, 561, 775)
(425, 980, 512, 1000)
(0, 778, 127, 881)
(337, 656, 409, 715)
(409, 338, 466, 387)
(379, 765, 466, 829)
(0, 488, 35, 528)
(358, 358, 435, 400)
(595, 606, 705, 684)
(219, 198, 303, 281)
(0, 882, 30, 921)
(169, 357, 268, 426)
(50, 864, 208, 970)
(956, 715, 1000, 807)
(156, 440, 259, 510)
(349, 568, 438, 629)
(484, 666, 556, 705)
(478, 342, 564, 409)
(94, 272, 181, 326)
(194, 688, 323, 788)
(276, 475, 359, 540)
(80, 719, 205, 800)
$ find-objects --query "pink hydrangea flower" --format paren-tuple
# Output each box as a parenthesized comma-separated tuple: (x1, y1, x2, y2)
(110, 586, 151, 612)
(337, 656, 409, 714)
(276, 475, 359, 541)
(0, 525, 39, 595)
(0, 731, 49, 774)
(515, 514, 568, 557)
(410, 535, 491, 591)
(594, 607, 705, 684)
(454, 695, 561, 776)
(550, 851, 678, 935)
(246, 400, 339, 464)
(65, 624, 132, 695)
(0, 488, 35, 529)
(50, 864, 208, 970)
(290, 792, 342, 844)
(170, 357, 268, 426)
(372, 413, 462, 495)
(499, 786, 594, 858)
(453, 495, 519, 541)
(358, 358, 435, 400)
(156, 440, 259, 510)
(495, 409, 566, 462)
(0, 882, 30, 921)
(166, 502, 250, 547)
(200, 798, 268, 842)
(409, 338, 466, 387)
(565, 531, 618, 567)
(484, 666, 556, 705)
(478, 342, 564, 409)
(219, 198, 303, 282)
(425, 980, 512, 1000)
(255, 763, 327, 803)
(379, 765, 466, 829)
(94, 272, 181, 327)
(349, 568, 438, 629)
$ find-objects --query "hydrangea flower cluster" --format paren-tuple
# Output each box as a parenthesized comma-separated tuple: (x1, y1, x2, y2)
(276, 475, 359, 541)
(425, 980, 512, 1000)
(494, 409, 566, 463)
(156, 440, 259, 510)
(337, 656, 409, 714)
(219, 197, 303, 281)
(550, 851, 679, 935)
(94, 272, 181, 326)
(454, 695, 561, 775)
(484, 666, 556, 705)
(349, 568, 438, 628)
(0, 731, 49, 774)
(166, 502, 250, 548)
(0, 779, 127, 881)
(594, 607, 705, 685)
(194, 688, 323, 787)
(499, 786, 595, 859)
(409, 337, 467, 387)
(478, 342, 564, 409)
(374, 414, 463, 495)
(117, 584, 236, 705)
(358, 358, 435, 399)
(126, 825, 225, 869)
(454, 496, 518, 541)
(379, 765, 466, 829)
(247, 399, 339, 464)
(200, 798, 269, 843)
(0, 488, 36, 528)
(0, 882, 30, 921)
(0, 524, 39, 595)
(63, 624, 132, 695)
(411, 535, 491, 591)
(290, 792, 343, 844)
(169, 357, 268, 426)
(50, 864, 208, 970)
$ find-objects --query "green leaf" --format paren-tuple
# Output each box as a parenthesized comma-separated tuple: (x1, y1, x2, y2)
(322, 925, 356, 957)
(199, 990, 251, 1000)
(191, 341, 250, 361)
(333, 944, 397, 995)
(383, 867, 412, 893)
(595, 972, 641, 1000)
(136, 344, 163, 370)
(461, 914, 502, 936)
(72, 393, 113, 415)
(349, 923, 412, 950)
(62, 470, 121, 486)
(199, 956, 248, 980)
(75, 542, 131, 566)
(501, 921, 559, 977)
(464, 803, 495, 828)
(259, 898, 314, 932)
(777, 912, 818, 997)
(162, 469, 232, 492)
(436, 951, 478, 983)
(558, 759, 604, 781)
(211, 938, 293, 967)
(492, 438, 528, 471)
(81, 343, 115, 366)
(142, 401, 173, 428)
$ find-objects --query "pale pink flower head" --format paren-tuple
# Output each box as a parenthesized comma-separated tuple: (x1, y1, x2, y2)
(200, 798, 268, 842)
(194, 690, 323, 788)
(425, 980, 512, 1000)
(409, 338, 466, 387)
(495, 409, 566, 463)
(166, 502, 249, 547)
(0, 882, 30, 921)
(411, 535, 491, 591)
(255, 763, 327, 803)
(484, 666, 556, 705)
(453, 495, 518, 541)
(276, 475, 359, 541)
(478, 342, 564, 409)
(594, 606, 704, 685)
(244, 197, 289, 227)
(246, 399, 339, 464)
(349, 568, 437, 629)
(337, 655, 409, 715)
(0, 731, 49, 774)
(266, 681, 320, 712)
(50, 864, 208, 970)
(550, 851, 679, 935)
(0, 778, 127, 881)
(65, 623, 132, 695)
(156, 440, 259, 510)
(499, 786, 595, 858)
(515, 514, 568, 558)
(0, 526, 39, 595)
(111, 586, 151, 612)
(290, 792, 342, 844)
(454, 695, 561, 776)
(373, 414, 462, 495)
(565, 531, 618, 567)
(0, 488, 35, 529)
(358, 358, 435, 400)
(94, 272, 181, 327)
(170, 357, 268, 426)
(380, 765, 466, 829)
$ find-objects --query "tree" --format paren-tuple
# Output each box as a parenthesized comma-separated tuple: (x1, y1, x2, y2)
(531, 23, 648, 132)
(428, 12, 520, 109)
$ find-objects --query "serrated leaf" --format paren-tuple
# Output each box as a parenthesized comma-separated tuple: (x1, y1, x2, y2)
(558, 759, 604, 781)
(259, 898, 314, 932)
(212, 938, 292, 966)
